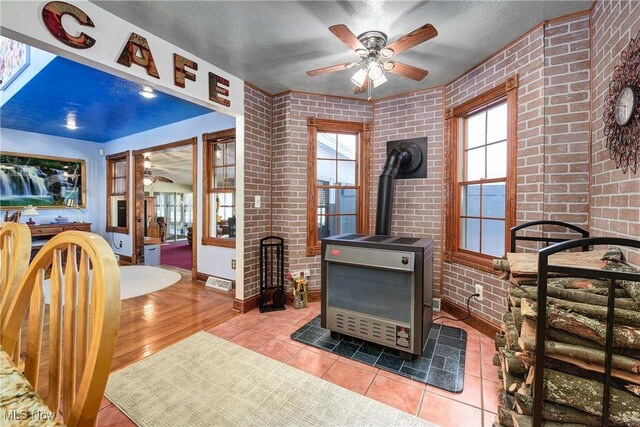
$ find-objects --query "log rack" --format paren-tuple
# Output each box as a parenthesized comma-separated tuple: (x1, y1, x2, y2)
(534, 237, 640, 427)
(259, 236, 285, 313)
(510, 220, 589, 252)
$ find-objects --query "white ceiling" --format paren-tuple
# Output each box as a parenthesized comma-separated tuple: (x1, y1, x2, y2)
(146, 146, 193, 186)
(92, 1, 592, 99)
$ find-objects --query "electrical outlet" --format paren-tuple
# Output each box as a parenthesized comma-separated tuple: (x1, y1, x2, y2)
(301, 269, 311, 278)
(255, 195, 261, 208)
(118, 240, 123, 248)
(231, 259, 236, 270)
(474, 284, 484, 301)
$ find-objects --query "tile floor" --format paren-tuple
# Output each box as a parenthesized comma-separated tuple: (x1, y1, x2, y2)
(97, 302, 499, 427)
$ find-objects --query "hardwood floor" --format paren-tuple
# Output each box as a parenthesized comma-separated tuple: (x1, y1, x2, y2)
(20, 266, 237, 402)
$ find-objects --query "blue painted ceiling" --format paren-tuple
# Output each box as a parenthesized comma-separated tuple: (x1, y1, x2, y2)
(1, 56, 212, 143)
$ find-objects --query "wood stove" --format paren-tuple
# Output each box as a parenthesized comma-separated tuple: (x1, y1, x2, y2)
(321, 234, 433, 358)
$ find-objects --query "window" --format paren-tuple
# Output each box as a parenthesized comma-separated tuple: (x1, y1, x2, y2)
(307, 117, 371, 256)
(203, 128, 236, 247)
(106, 151, 129, 233)
(445, 76, 518, 271)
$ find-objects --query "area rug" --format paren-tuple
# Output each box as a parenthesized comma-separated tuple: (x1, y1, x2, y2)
(105, 332, 435, 427)
(292, 316, 467, 393)
(160, 241, 192, 270)
(43, 265, 181, 304)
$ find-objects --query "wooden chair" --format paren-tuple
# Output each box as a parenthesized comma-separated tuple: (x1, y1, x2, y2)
(1, 231, 121, 427)
(0, 222, 32, 364)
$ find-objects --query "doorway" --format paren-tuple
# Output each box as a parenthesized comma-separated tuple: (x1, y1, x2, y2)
(132, 139, 197, 276)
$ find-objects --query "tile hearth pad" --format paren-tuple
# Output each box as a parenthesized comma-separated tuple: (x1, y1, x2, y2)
(292, 316, 467, 393)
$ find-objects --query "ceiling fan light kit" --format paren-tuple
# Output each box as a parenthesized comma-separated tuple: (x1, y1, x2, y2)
(307, 23, 437, 97)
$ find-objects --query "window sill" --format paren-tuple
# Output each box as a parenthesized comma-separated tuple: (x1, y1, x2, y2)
(106, 226, 128, 234)
(446, 250, 500, 274)
(202, 237, 236, 248)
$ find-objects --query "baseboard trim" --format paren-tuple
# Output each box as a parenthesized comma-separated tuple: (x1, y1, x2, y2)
(284, 289, 321, 304)
(118, 254, 133, 265)
(233, 295, 260, 313)
(441, 297, 499, 338)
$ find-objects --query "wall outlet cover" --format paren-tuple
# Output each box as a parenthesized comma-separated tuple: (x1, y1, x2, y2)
(432, 297, 441, 312)
(474, 284, 484, 301)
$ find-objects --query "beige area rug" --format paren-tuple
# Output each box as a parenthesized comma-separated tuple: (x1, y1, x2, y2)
(43, 265, 181, 304)
(105, 332, 437, 427)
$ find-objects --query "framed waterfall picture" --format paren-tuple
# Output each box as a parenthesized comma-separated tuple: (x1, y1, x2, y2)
(0, 152, 86, 209)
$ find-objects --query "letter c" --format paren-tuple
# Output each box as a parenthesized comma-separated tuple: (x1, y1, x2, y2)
(42, 1, 96, 49)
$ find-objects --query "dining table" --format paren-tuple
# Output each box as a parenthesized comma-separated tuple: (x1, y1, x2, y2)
(0, 346, 63, 426)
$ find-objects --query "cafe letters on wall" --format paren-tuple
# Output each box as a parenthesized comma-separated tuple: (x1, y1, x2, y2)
(41, 0, 231, 108)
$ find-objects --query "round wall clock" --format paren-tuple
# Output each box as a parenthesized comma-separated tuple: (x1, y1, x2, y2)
(603, 30, 640, 174)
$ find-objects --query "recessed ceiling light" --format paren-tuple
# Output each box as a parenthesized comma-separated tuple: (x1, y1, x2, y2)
(138, 86, 157, 99)
(65, 113, 78, 130)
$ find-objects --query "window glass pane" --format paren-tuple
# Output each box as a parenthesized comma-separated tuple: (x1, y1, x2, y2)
(330, 188, 357, 214)
(461, 184, 481, 216)
(482, 183, 506, 218)
(486, 141, 507, 179)
(225, 166, 235, 188)
(317, 160, 336, 184)
(465, 147, 485, 181)
(461, 218, 480, 252)
(466, 112, 486, 149)
(339, 215, 356, 234)
(225, 142, 236, 165)
(213, 168, 225, 188)
(337, 161, 356, 186)
(114, 160, 126, 177)
(318, 187, 330, 215)
(113, 177, 126, 194)
(481, 219, 505, 256)
(487, 102, 507, 143)
(318, 215, 330, 239)
(213, 192, 235, 239)
(317, 133, 337, 159)
(337, 134, 357, 160)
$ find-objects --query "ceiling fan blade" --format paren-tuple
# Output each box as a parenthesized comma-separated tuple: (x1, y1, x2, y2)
(385, 24, 437, 55)
(153, 175, 173, 183)
(354, 78, 369, 95)
(329, 24, 366, 52)
(387, 62, 429, 81)
(306, 62, 357, 76)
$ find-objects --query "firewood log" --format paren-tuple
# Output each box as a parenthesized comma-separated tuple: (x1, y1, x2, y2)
(514, 284, 639, 311)
(512, 307, 523, 332)
(493, 259, 511, 272)
(495, 331, 507, 351)
(513, 392, 602, 426)
(519, 336, 640, 374)
(522, 299, 640, 349)
(499, 347, 527, 374)
(627, 385, 640, 396)
(510, 412, 585, 427)
(503, 312, 522, 351)
(542, 369, 640, 426)
(498, 406, 516, 427)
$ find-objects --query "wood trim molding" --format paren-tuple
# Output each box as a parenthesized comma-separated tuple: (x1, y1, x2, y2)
(441, 297, 499, 338)
(306, 117, 371, 256)
(444, 75, 518, 267)
(118, 254, 133, 265)
(132, 137, 197, 266)
(244, 81, 274, 99)
(202, 128, 236, 247)
(105, 151, 130, 235)
(233, 295, 260, 313)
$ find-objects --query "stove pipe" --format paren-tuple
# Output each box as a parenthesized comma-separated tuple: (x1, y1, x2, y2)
(375, 147, 412, 235)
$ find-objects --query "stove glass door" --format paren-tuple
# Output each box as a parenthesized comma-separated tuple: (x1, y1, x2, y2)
(327, 263, 412, 324)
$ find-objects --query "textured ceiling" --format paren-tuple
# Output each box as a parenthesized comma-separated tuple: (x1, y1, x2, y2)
(92, 0, 592, 99)
(0, 56, 212, 142)
(145, 146, 193, 187)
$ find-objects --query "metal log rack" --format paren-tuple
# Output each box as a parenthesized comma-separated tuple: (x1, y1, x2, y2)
(259, 236, 285, 313)
(533, 237, 640, 427)
(510, 220, 590, 252)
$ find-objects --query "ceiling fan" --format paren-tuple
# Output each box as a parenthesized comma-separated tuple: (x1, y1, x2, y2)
(143, 156, 173, 186)
(306, 23, 437, 98)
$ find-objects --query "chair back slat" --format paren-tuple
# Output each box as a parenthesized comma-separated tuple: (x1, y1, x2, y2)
(0, 222, 31, 320)
(76, 250, 90, 390)
(48, 248, 64, 413)
(63, 243, 78, 417)
(24, 269, 45, 388)
(1, 231, 121, 427)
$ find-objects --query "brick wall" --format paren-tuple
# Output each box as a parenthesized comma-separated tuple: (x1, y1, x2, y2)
(590, 0, 640, 265)
(372, 88, 445, 295)
(271, 92, 373, 292)
(243, 84, 273, 298)
(543, 15, 591, 230)
(441, 26, 547, 325)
